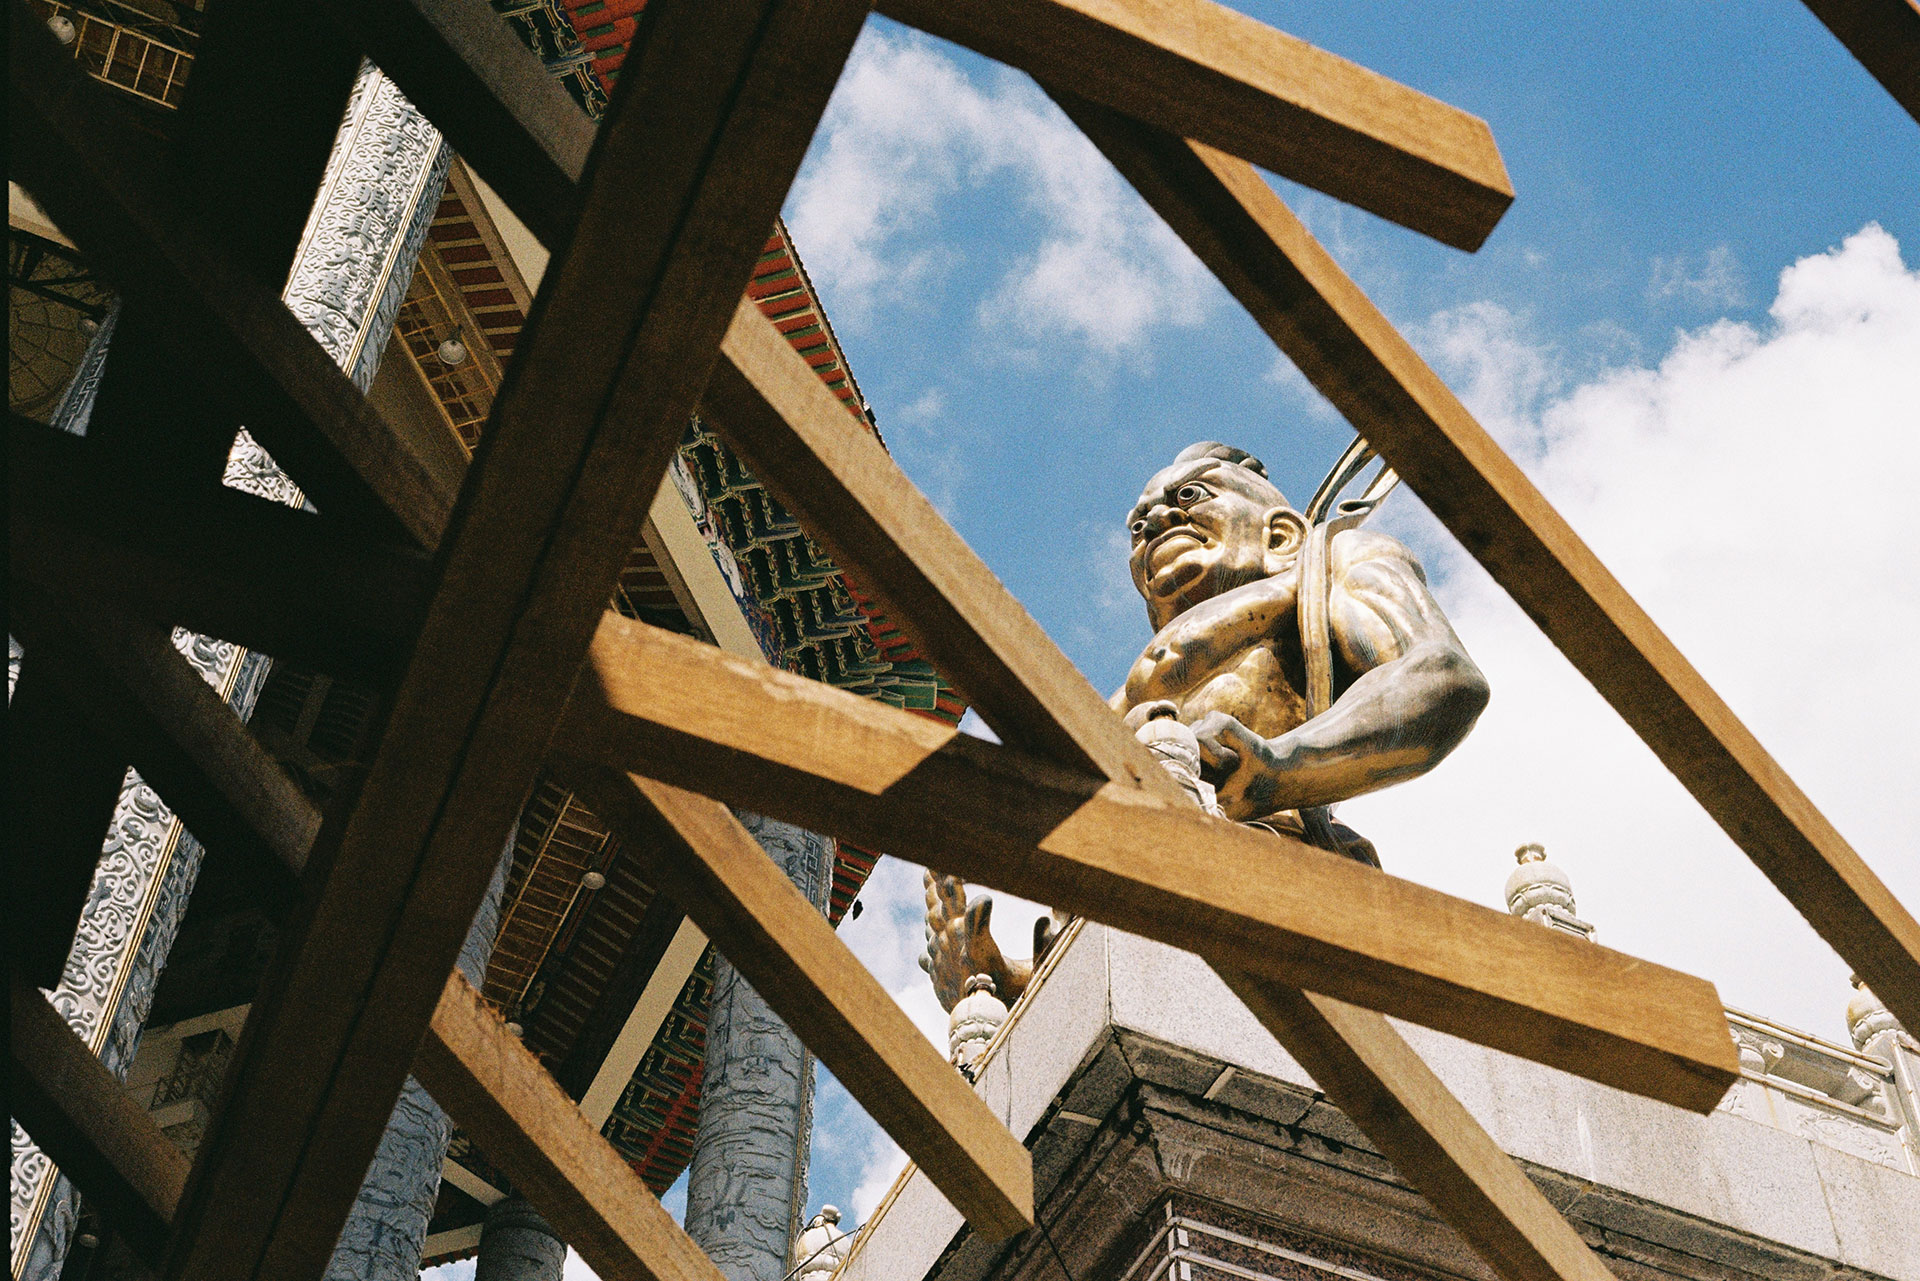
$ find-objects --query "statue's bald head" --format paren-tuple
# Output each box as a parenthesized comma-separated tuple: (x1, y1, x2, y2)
(1129, 442, 1307, 629)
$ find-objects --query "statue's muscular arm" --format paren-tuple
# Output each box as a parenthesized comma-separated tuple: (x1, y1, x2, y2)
(1194, 529, 1489, 818)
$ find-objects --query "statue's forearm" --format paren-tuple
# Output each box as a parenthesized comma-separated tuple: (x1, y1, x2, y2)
(1244, 642, 1488, 813)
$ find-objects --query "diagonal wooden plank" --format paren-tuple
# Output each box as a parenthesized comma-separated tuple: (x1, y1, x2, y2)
(876, 0, 1512, 251)
(10, 972, 188, 1267)
(82, 0, 364, 497)
(4, 644, 129, 988)
(1219, 978, 1612, 1281)
(13, 589, 320, 883)
(415, 972, 729, 1281)
(1057, 96, 1920, 1045)
(558, 612, 1739, 1113)
(703, 298, 1179, 792)
(314, 0, 591, 249)
(8, 416, 430, 682)
(162, 2, 875, 1276)
(555, 768, 1035, 1239)
(1801, 0, 1920, 124)
(6, 7, 459, 547)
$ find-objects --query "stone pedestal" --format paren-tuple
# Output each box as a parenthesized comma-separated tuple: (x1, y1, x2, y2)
(840, 925, 1920, 1281)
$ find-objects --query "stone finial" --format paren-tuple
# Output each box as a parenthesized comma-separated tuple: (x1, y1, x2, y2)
(1503, 844, 1595, 941)
(792, 1206, 852, 1280)
(948, 974, 1008, 1076)
(1846, 975, 1907, 1053)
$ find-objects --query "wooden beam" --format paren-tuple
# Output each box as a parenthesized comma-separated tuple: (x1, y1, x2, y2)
(1058, 99, 1920, 1046)
(875, 0, 1511, 251)
(8, 417, 429, 682)
(415, 972, 729, 1281)
(4, 644, 128, 988)
(314, 0, 590, 249)
(558, 613, 1739, 1114)
(576, 918, 710, 1130)
(557, 769, 1035, 1239)
(83, 0, 363, 499)
(1221, 977, 1612, 1281)
(1801, 0, 1920, 124)
(163, 2, 873, 1276)
(703, 298, 1177, 793)
(16, 590, 320, 883)
(6, 9, 460, 547)
(9, 972, 188, 1267)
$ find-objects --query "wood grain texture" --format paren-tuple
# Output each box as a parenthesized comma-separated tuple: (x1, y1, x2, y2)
(558, 613, 1738, 1113)
(162, 2, 873, 1276)
(705, 298, 1180, 797)
(8, 416, 430, 683)
(1221, 977, 1614, 1281)
(1800, 0, 1920, 123)
(555, 768, 1035, 1238)
(877, 0, 1511, 250)
(10, 973, 188, 1266)
(6, 10, 459, 547)
(1061, 98, 1920, 1051)
(416, 973, 729, 1281)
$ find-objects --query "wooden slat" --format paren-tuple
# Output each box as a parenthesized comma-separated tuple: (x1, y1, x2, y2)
(1220, 977, 1611, 1281)
(875, 0, 1511, 251)
(704, 298, 1179, 793)
(315, 0, 590, 248)
(9, 973, 188, 1267)
(557, 768, 1035, 1239)
(83, 0, 363, 498)
(415, 972, 727, 1281)
(558, 612, 1739, 1113)
(551, 888, 690, 1100)
(4, 644, 128, 988)
(1801, 0, 1920, 123)
(162, 1, 874, 1276)
(15, 590, 320, 882)
(8, 416, 429, 682)
(6, 9, 460, 547)
(1057, 98, 1920, 1045)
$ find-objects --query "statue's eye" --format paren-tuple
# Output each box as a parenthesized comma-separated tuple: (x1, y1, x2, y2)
(1176, 484, 1208, 505)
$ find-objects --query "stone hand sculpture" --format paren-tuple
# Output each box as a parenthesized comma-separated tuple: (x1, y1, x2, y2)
(923, 441, 1489, 1012)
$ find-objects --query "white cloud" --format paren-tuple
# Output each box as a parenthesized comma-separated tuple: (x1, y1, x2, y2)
(1648, 243, 1746, 308)
(1350, 224, 1920, 1042)
(786, 27, 1213, 355)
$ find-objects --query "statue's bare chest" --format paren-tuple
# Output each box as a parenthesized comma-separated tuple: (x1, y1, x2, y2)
(1127, 582, 1311, 740)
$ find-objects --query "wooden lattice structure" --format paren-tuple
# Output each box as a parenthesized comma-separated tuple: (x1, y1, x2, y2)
(9, 1, 1919, 1280)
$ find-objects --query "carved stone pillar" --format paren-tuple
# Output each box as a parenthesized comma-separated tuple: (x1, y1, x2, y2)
(683, 814, 834, 1281)
(475, 1196, 567, 1281)
(8, 60, 448, 1281)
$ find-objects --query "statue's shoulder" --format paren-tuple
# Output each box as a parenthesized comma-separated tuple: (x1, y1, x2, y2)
(1328, 525, 1427, 583)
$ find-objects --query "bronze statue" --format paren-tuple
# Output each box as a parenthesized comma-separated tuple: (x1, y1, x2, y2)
(924, 441, 1489, 1011)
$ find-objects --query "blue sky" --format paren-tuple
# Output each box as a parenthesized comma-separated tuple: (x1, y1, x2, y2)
(436, 7, 1919, 1276)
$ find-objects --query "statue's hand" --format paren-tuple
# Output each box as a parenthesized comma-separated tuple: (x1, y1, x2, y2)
(921, 870, 1024, 1013)
(1191, 711, 1285, 819)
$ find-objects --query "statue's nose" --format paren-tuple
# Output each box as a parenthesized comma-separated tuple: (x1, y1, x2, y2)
(1132, 502, 1182, 540)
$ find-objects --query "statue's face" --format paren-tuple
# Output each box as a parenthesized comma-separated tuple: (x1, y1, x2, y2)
(1128, 460, 1303, 625)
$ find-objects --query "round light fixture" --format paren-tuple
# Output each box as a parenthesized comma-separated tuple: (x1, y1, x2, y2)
(48, 14, 76, 44)
(436, 329, 469, 368)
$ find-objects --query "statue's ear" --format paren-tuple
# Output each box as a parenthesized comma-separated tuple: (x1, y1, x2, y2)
(1266, 508, 1308, 560)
